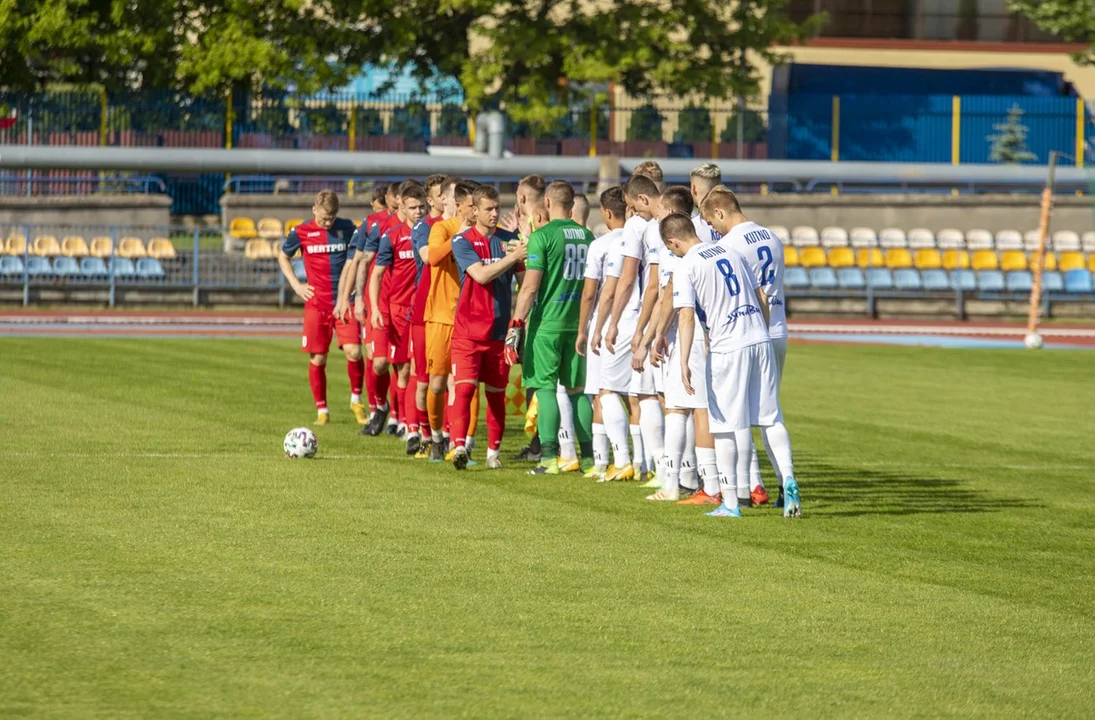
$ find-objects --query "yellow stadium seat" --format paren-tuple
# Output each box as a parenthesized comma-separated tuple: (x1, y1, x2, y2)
(942, 249, 970, 270)
(971, 250, 999, 271)
(257, 218, 284, 240)
(914, 249, 942, 270)
(284, 218, 305, 235)
(61, 235, 90, 257)
(1000, 251, 1027, 272)
(230, 217, 258, 239)
(245, 239, 274, 260)
(884, 248, 913, 269)
(1030, 252, 1056, 272)
(1089, 255, 1095, 273)
(855, 248, 884, 268)
(147, 238, 178, 260)
(784, 246, 799, 267)
(117, 237, 148, 258)
(6, 234, 27, 256)
(269, 240, 284, 256)
(31, 235, 61, 256)
(1058, 252, 1085, 272)
(90, 237, 114, 258)
(827, 247, 855, 268)
(799, 247, 827, 268)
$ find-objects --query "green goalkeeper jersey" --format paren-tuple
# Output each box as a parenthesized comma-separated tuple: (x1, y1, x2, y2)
(525, 218, 595, 334)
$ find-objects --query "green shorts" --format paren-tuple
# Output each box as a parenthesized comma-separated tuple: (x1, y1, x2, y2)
(523, 329, 585, 391)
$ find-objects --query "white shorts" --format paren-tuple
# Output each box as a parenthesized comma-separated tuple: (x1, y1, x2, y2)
(706, 341, 782, 433)
(584, 336, 603, 395)
(600, 320, 636, 394)
(630, 354, 657, 396)
(771, 335, 787, 384)
(664, 336, 707, 410)
(652, 353, 665, 394)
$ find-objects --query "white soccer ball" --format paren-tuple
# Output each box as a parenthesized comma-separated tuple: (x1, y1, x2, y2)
(284, 427, 318, 458)
(1024, 332, 1044, 350)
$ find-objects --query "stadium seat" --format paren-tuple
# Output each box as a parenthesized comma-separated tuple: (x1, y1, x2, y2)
(1030, 252, 1056, 272)
(1082, 231, 1095, 253)
(884, 248, 913, 269)
(784, 266, 809, 288)
(1005, 271, 1033, 293)
(284, 218, 306, 236)
(971, 250, 999, 271)
(1000, 251, 1027, 272)
(136, 258, 166, 280)
(836, 268, 865, 289)
(769, 225, 790, 245)
(1043, 271, 1064, 293)
(914, 249, 943, 269)
(950, 270, 977, 292)
(894, 268, 922, 290)
(32, 235, 61, 256)
(994, 230, 1023, 251)
(26, 256, 52, 277)
(147, 238, 178, 260)
(1059, 252, 1086, 272)
(942, 249, 970, 270)
(269, 240, 283, 256)
(6, 234, 27, 256)
(827, 247, 855, 268)
(809, 267, 838, 289)
(921, 269, 950, 291)
(1090, 255, 1095, 273)
(1023, 230, 1043, 251)
(61, 235, 90, 257)
(849, 227, 877, 247)
(0, 255, 24, 277)
(79, 257, 109, 278)
(230, 217, 258, 240)
(90, 237, 113, 258)
(866, 268, 894, 289)
(109, 257, 138, 278)
(965, 229, 994, 250)
(784, 246, 799, 267)
(52, 257, 79, 277)
(291, 257, 307, 283)
(855, 248, 884, 268)
(820, 226, 848, 247)
(878, 228, 907, 248)
(936, 229, 965, 249)
(799, 247, 827, 268)
(245, 239, 275, 260)
(257, 218, 284, 240)
(977, 270, 1005, 292)
(1064, 269, 1094, 293)
(907, 228, 935, 249)
(791, 226, 819, 247)
(117, 237, 148, 259)
(1051, 230, 1080, 252)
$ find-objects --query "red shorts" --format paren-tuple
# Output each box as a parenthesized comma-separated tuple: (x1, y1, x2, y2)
(411, 323, 428, 383)
(374, 303, 411, 364)
(451, 336, 508, 389)
(302, 305, 361, 354)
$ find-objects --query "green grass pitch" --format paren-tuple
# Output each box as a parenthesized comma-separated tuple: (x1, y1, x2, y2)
(1, 338, 1093, 717)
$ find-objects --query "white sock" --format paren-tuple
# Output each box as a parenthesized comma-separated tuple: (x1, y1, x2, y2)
(600, 393, 632, 468)
(351, 392, 362, 405)
(592, 422, 609, 469)
(318, 408, 330, 415)
(431, 429, 443, 443)
(735, 430, 753, 501)
(696, 446, 719, 498)
(487, 448, 500, 460)
(760, 427, 782, 485)
(681, 414, 698, 490)
(713, 433, 740, 509)
(638, 397, 664, 476)
(377, 403, 389, 412)
(763, 422, 795, 487)
(749, 442, 764, 491)
(466, 436, 475, 451)
(556, 385, 577, 461)
(629, 423, 645, 473)
(663, 412, 687, 494)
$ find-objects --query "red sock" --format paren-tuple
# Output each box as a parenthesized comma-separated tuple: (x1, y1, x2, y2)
(365, 364, 378, 411)
(485, 390, 507, 451)
(417, 384, 430, 434)
(308, 363, 327, 410)
(375, 368, 391, 408)
(347, 358, 364, 397)
(390, 382, 401, 424)
(404, 382, 418, 432)
(450, 382, 477, 449)
(443, 392, 450, 434)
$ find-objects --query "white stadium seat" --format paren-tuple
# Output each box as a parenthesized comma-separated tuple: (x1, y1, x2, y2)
(964, 229, 994, 250)
(1052, 230, 1080, 252)
(820, 226, 849, 247)
(878, 228, 907, 248)
(907, 228, 935, 249)
(936, 229, 965, 249)
(994, 229, 1023, 251)
(849, 227, 878, 248)
(791, 226, 820, 246)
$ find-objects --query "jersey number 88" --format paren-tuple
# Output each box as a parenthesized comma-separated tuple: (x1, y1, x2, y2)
(563, 244, 588, 280)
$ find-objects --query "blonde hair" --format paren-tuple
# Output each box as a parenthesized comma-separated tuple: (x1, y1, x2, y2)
(315, 190, 339, 213)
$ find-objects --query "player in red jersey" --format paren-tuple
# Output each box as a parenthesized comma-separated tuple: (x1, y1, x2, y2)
(363, 184, 427, 436)
(350, 182, 394, 419)
(277, 190, 365, 426)
(447, 185, 527, 470)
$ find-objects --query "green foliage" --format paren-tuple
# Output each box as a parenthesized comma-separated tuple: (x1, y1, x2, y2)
(721, 108, 768, 143)
(355, 108, 384, 136)
(627, 104, 665, 142)
(298, 103, 347, 136)
(675, 104, 713, 142)
(988, 104, 1038, 164)
(1007, 1, 1095, 64)
(436, 104, 468, 137)
(388, 101, 430, 140)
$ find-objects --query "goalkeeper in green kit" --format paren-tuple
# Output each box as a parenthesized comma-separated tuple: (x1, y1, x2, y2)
(505, 181, 596, 475)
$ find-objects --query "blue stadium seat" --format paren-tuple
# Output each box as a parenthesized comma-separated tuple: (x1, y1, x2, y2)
(52, 257, 79, 277)
(809, 267, 838, 289)
(291, 257, 307, 283)
(136, 258, 166, 280)
(1064, 269, 1094, 293)
(109, 257, 137, 279)
(893, 268, 922, 290)
(26, 256, 53, 277)
(836, 268, 865, 289)
(80, 257, 109, 278)
(0, 255, 24, 277)
(920, 269, 950, 291)
(866, 268, 894, 289)
(950, 269, 977, 292)
(977, 270, 1005, 292)
(1005, 271, 1032, 293)
(1042, 271, 1064, 293)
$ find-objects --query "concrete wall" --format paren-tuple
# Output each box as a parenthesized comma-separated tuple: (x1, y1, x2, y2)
(0, 195, 172, 229)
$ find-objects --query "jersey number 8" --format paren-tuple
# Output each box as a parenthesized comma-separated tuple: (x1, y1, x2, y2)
(716, 258, 741, 297)
(563, 244, 588, 280)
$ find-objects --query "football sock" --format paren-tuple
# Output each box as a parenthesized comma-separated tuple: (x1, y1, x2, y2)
(309, 363, 327, 410)
(449, 382, 477, 449)
(714, 433, 740, 509)
(403, 381, 416, 428)
(535, 387, 561, 459)
(681, 415, 698, 490)
(557, 386, 577, 461)
(467, 386, 481, 440)
(365, 364, 378, 411)
(763, 422, 795, 488)
(347, 358, 364, 400)
(592, 422, 609, 469)
(426, 388, 445, 435)
(485, 390, 507, 451)
(696, 446, 719, 497)
(573, 392, 594, 460)
(629, 424, 645, 473)
(375, 370, 391, 408)
(525, 394, 542, 454)
(663, 412, 687, 495)
(639, 397, 664, 476)
(749, 444, 763, 491)
(390, 382, 401, 424)
(735, 429, 754, 501)
(599, 393, 631, 468)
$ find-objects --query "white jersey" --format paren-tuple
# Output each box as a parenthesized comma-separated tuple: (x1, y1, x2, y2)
(673, 242, 770, 353)
(583, 229, 619, 331)
(719, 221, 787, 339)
(658, 216, 715, 289)
(604, 215, 649, 320)
(691, 209, 717, 243)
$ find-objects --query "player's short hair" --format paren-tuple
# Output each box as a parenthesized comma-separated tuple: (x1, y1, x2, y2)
(473, 185, 500, 206)
(519, 174, 547, 200)
(315, 189, 339, 213)
(545, 180, 575, 211)
(600, 186, 627, 219)
(453, 180, 478, 204)
(424, 174, 446, 194)
(700, 186, 742, 217)
(439, 175, 460, 195)
(399, 178, 423, 197)
(661, 185, 694, 216)
(623, 174, 660, 201)
(632, 160, 664, 185)
(659, 213, 697, 242)
(371, 184, 387, 206)
(690, 163, 721, 183)
(571, 193, 590, 224)
(384, 182, 399, 198)
(402, 184, 427, 204)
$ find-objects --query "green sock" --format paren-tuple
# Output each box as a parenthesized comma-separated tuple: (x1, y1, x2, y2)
(574, 392, 594, 459)
(536, 387, 561, 459)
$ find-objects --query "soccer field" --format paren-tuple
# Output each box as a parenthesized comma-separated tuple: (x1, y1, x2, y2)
(2, 338, 1093, 717)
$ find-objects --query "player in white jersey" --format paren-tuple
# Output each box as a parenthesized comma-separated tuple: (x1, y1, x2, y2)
(577, 187, 632, 480)
(662, 213, 801, 519)
(689, 163, 723, 242)
(701, 187, 791, 506)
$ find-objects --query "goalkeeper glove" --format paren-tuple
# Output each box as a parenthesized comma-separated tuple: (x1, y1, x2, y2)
(504, 319, 524, 366)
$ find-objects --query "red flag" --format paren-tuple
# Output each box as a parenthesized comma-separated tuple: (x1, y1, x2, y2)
(0, 108, 17, 130)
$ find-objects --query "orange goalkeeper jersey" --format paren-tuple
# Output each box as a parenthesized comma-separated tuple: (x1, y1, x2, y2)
(424, 216, 463, 325)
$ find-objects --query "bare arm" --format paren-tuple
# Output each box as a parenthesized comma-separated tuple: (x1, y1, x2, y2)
(464, 247, 526, 285)
(353, 251, 375, 297)
(679, 307, 696, 395)
(512, 269, 543, 324)
(278, 251, 313, 302)
(607, 256, 640, 342)
(757, 289, 770, 327)
(576, 277, 600, 357)
(590, 275, 618, 356)
(368, 264, 386, 330)
(333, 256, 356, 319)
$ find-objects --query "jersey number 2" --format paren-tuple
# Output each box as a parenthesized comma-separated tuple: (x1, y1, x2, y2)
(564, 244, 588, 280)
(716, 258, 741, 297)
(757, 246, 775, 286)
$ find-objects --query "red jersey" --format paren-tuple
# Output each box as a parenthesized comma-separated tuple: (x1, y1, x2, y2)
(411, 215, 441, 325)
(376, 222, 417, 310)
(283, 218, 356, 312)
(451, 226, 522, 342)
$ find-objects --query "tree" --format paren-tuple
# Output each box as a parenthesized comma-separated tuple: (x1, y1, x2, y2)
(627, 104, 664, 142)
(988, 104, 1038, 164)
(1007, 1, 1095, 63)
(389, 101, 430, 140)
(721, 108, 768, 143)
(436, 105, 468, 138)
(676, 104, 713, 142)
